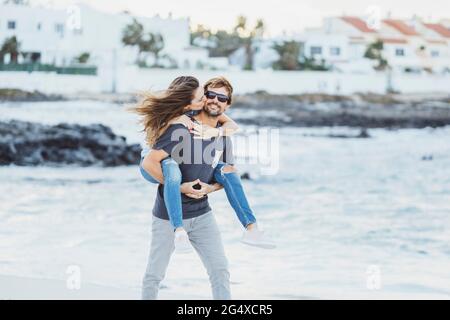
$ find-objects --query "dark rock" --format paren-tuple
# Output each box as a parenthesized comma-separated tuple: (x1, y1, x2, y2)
(240, 172, 251, 180)
(0, 120, 141, 167)
(357, 128, 370, 138)
(301, 128, 371, 139)
(0, 88, 64, 102)
(230, 93, 450, 129)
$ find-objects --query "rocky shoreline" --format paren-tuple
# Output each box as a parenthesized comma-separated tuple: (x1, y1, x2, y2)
(231, 92, 450, 129)
(0, 89, 64, 102)
(1, 89, 448, 167)
(0, 120, 141, 167)
(2, 89, 450, 129)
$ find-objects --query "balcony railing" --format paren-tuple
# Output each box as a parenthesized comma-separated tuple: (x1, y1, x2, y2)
(0, 63, 97, 75)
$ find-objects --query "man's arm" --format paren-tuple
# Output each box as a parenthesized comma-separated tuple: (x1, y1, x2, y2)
(142, 149, 206, 198)
(141, 149, 169, 184)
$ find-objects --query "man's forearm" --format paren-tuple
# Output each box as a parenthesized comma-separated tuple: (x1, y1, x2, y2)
(142, 157, 164, 184)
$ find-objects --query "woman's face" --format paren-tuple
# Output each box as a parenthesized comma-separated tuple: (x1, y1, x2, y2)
(187, 87, 206, 111)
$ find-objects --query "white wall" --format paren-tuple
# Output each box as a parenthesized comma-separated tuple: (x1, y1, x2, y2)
(1, 67, 450, 95)
(303, 34, 349, 62)
(0, 3, 191, 66)
(0, 4, 68, 59)
(0, 71, 102, 93)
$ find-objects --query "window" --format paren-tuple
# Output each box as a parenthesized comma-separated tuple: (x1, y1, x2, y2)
(55, 23, 64, 35)
(431, 50, 439, 57)
(73, 28, 83, 35)
(395, 48, 405, 56)
(310, 46, 322, 55)
(330, 47, 341, 56)
(7, 21, 16, 30)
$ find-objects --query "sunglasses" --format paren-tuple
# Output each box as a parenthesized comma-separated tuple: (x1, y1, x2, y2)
(205, 90, 229, 103)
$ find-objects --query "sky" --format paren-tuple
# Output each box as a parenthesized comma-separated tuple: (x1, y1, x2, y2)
(31, 0, 450, 36)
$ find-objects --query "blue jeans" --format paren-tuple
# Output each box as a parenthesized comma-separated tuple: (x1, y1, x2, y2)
(139, 158, 257, 230)
(214, 162, 257, 228)
(140, 157, 183, 229)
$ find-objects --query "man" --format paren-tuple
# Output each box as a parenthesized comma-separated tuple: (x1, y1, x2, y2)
(141, 77, 236, 300)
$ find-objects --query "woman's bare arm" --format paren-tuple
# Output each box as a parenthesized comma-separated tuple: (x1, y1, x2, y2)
(217, 113, 239, 136)
(192, 113, 240, 139)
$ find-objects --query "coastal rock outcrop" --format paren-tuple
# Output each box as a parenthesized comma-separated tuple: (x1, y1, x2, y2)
(0, 120, 141, 166)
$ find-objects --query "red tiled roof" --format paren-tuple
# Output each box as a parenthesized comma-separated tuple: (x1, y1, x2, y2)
(378, 38, 408, 44)
(341, 16, 377, 33)
(423, 23, 450, 38)
(383, 19, 419, 36)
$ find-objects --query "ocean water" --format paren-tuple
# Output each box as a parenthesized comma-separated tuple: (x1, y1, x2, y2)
(0, 100, 449, 299)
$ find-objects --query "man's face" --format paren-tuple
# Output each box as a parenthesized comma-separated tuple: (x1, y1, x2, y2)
(203, 86, 230, 117)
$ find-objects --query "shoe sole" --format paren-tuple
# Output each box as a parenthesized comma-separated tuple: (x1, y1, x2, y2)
(241, 240, 276, 249)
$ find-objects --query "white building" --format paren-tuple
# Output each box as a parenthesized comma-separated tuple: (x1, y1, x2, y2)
(0, 2, 209, 68)
(299, 16, 450, 73)
(229, 39, 280, 70)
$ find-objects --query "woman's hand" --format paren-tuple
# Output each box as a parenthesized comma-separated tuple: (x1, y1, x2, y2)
(191, 122, 221, 140)
(170, 115, 194, 130)
(180, 179, 217, 199)
(180, 179, 205, 199)
(197, 181, 217, 195)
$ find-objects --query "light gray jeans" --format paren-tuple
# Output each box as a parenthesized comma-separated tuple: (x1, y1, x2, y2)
(141, 211, 231, 300)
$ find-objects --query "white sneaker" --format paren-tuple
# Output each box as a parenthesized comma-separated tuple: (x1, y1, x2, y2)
(241, 228, 276, 249)
(174, 229, 193, 254)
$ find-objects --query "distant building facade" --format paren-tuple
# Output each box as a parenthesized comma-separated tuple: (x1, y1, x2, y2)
(0, 2, 210, 68)
(299, 16, 450, 73)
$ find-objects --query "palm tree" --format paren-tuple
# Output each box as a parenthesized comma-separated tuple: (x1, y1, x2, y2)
(140, 33, 164, 67)
(233, 16, 265, 70)
(252, 19, 265, 38)
(122, 18, 144, 63)
(74, 52, 90, 64)
(272, 41, 301, 70)
(364, 40, 388, 70)
(0, 36, 21, 64)
(234, 15, 247, 36)
(190, 24, 212, 46)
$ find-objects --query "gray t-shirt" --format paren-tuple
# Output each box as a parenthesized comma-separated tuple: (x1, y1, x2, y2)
(152, 123, 234, 220)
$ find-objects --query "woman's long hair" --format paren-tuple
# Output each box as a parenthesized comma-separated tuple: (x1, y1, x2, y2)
(129, 76, 199, 146)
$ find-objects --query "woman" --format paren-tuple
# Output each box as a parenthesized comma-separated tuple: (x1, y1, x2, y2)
(130, 76, 275, 253)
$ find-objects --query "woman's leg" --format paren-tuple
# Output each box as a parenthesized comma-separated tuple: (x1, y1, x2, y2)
(139, 157, 184, 230)
(160, 158, 184, 230)
(213, 163, 257, 229)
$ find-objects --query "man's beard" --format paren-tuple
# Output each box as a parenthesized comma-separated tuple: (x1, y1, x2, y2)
(203, 102, 223, 117)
